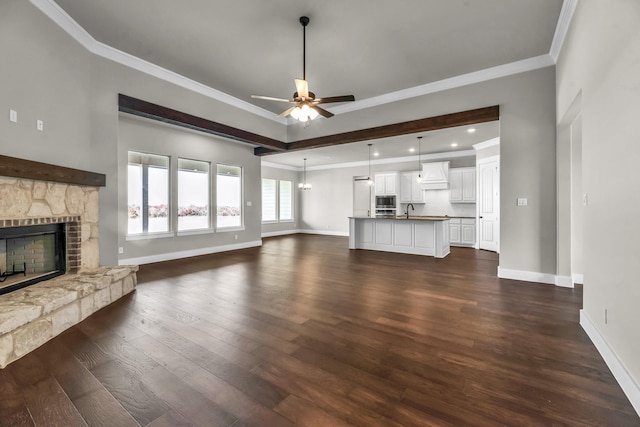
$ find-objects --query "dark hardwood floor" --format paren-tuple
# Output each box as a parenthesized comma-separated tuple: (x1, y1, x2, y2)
(1, 234, 638, 426)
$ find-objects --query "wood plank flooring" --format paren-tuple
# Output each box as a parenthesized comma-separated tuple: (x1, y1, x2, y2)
(1, 234, 638, 426)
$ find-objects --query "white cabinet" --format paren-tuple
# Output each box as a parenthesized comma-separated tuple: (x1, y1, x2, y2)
(375, 172, 398, 195)
(449, 167, 476, 203)
(449, 218, 476, 246)
(399, 171, 425, 203)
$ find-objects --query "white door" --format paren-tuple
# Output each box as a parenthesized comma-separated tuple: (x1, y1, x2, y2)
(477, 158, 499, 252)
(353, 177, 372, 217)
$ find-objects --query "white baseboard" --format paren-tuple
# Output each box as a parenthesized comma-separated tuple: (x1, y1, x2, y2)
(118, 240, 263, 265)
(573, 273, 584, 284)
(497, 267, 577, 288)
(497, 267, 556, 285)
(555, 275, 574, 288)
(299, 229, 349, 237)
(261, 229, 301, 238)
(580, 310, 640, 416)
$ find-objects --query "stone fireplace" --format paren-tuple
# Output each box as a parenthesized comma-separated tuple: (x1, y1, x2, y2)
(0, 155, 137, 368)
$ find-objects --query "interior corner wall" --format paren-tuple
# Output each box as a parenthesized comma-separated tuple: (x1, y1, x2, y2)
(260, 164, 301, 235)
(556, 0, 640, 394)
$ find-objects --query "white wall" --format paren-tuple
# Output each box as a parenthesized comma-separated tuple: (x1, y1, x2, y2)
(556, 0, 640, 404)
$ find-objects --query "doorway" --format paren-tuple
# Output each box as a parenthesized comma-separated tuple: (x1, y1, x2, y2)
(353, 177, 372, 217)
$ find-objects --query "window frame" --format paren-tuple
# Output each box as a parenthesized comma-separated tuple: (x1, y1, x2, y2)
(177, 157, 212, 233)
(215, 164, 244, 231)
(262, 178, 295, 224)
(126, 151, 171, 238)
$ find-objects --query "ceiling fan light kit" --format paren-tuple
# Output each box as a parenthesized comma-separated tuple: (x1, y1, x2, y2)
(252, 16, 355, 122)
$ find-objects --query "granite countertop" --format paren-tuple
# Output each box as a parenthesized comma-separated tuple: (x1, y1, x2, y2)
(394, 216, 450, 221)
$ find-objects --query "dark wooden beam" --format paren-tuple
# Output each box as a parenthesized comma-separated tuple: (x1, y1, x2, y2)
(255, 106, 499, 155)
(118, 94, 287, 152)
(0, 155, 106, 187)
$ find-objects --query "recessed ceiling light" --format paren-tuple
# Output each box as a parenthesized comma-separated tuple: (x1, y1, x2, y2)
(373, 152, 380, 157)
(451, 143, 458, 147)
(409, 148, 415, 152)
(467, 128, 476, 133)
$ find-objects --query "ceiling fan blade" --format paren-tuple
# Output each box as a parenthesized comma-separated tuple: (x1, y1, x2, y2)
(314, 95, 355, 104)
(295, 79, 309, 99)
(251, 95, 293, 103)
(311, 105, 334, 118)
(278, 106, 298, 118)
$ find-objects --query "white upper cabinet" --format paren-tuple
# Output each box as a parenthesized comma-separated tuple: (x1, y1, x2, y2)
(400, 171, 425, 203)
(449, 167, 476, 203)
(375, 172, 398, 195)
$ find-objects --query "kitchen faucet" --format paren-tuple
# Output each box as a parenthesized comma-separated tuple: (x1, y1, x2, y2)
(405, 203, 415, 219)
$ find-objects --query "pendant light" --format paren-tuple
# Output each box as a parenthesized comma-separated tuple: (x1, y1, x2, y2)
(416, 136, 423, 183)
(298, 158, 312, 190)
(366, 144, 374, 186)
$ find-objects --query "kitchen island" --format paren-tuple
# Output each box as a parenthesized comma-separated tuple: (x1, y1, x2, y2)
(348, 216, 450, 258)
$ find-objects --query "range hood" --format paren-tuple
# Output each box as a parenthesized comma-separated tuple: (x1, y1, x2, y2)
(421, 161, 450, 190)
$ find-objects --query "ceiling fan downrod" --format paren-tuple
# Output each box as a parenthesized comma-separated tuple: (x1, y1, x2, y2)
(300, 16, 309, 81)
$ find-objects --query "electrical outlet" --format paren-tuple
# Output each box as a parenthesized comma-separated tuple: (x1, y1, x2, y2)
(36, 120, 44, 131)
(9, 109, 17, 123)
(118, 247, 124, 254)
(517, 198, 528, 206)
(234, 234, 238, 240)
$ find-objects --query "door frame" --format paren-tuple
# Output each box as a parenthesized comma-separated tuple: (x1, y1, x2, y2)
(475, 155, 500, 252)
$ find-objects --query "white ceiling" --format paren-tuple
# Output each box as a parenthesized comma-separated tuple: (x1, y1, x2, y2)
(49, 0, 564, 167)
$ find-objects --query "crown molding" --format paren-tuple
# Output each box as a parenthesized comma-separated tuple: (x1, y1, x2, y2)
(261, 149, 475, 172)
(549, 0, 579, 61)
(327, 55, 554, 116)
(261, 161, 300, 172)
(473, 137, 500, 150)
(28, 0, 287, 125)
(31, 0, 574, 125)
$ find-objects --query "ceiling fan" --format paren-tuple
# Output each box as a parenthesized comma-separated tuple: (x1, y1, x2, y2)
(252, 16, 355, 122)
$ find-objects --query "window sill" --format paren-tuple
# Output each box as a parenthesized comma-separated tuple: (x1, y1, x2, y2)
(126, 231, 174, 241)
(216, 226, 245, 233)
(177, 228, 215, 237)
(279, 219, 295, 223)
(262, 220, 279, 224)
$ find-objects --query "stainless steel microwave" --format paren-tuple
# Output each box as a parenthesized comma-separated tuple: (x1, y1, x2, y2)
(375, 195, 396, 208)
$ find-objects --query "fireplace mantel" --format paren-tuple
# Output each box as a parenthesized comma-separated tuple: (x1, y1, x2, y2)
(0, 155, 106, 187)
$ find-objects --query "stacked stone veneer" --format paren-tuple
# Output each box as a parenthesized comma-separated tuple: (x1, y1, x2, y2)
(0, 266, 138, 368)
(0, 176, 100, 268)
(0, 175, 139, 368)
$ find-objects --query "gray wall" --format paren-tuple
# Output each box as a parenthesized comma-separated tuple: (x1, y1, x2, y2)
(118, 115, 262, 262)
(3, 1, 557, 279)
(261, 164, 300, 235)
(557, 0, 640, 390)
(0, 0, 92, 168)
(292, 68, 557, 275)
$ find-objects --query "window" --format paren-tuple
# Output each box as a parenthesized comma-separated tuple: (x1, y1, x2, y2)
(178, 158, 210, 231)
(279, 180, 293, 221)
(217, 165, 242, 228)
(262, 178, 277, 222)
(262, 178, 294, 222)
(128, 152, 170, 234)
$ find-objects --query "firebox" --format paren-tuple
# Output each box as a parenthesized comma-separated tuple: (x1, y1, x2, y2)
(0, 223, 66, 295)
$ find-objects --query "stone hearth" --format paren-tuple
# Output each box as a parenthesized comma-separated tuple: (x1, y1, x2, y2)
(0, 158, 137, 368)
(0, 266, 137, 368)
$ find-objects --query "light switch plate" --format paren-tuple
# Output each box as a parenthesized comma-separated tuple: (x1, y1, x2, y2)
(517, 198, 528, 206)
(9, 109, 17, 123)
(37, 120, 44, 131)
